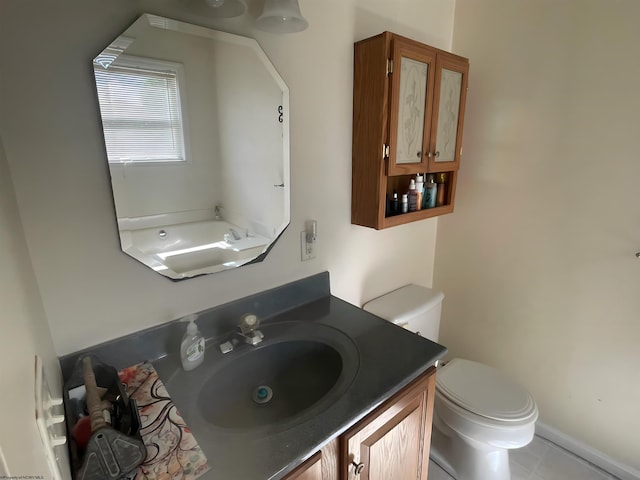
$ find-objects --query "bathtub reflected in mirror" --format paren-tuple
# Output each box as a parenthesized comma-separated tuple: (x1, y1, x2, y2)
(94, 14, 290, 280)
(118, 217, 273, 279)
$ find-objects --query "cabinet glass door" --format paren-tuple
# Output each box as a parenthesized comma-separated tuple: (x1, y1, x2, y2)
(388, 39, 436, 176)
(429, 54, 468, 172)
(396, 58, 427, 164)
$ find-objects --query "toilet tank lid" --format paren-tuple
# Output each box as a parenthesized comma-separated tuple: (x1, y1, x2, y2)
(362, 284, 444, 324)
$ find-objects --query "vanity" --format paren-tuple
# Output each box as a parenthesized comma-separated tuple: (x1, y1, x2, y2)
(60, 273, 446, 480)
(70, 13, 447, 479)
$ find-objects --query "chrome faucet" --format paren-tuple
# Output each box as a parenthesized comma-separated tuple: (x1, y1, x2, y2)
(237, 314, 263, 345)
(223, 228, 242, 244)
(219, 314, 264, 354)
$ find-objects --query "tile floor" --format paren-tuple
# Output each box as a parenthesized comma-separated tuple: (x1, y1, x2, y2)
(428, 435, 620, 480)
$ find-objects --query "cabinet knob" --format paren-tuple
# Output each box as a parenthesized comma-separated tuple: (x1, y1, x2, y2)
(351, 461, 365, 475)
(416, 151, 422, 158)
(434, 150, 440, 158)
(636, 252, 640, 259)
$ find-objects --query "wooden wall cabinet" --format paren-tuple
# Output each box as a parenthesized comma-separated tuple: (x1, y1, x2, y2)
(283, 368, 436, 480)
(352, 32, 469, 229)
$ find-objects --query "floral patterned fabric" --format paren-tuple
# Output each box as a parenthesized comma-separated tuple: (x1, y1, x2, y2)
(118, 362, 210, 480)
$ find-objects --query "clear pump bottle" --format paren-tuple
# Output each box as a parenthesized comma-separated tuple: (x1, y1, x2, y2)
(180, 314, 205, 371)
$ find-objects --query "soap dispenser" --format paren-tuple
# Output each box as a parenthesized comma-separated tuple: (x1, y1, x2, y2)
(180, 314, 205, 371)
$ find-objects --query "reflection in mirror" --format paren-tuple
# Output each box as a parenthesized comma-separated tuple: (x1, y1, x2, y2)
(93, 14, 290, 280)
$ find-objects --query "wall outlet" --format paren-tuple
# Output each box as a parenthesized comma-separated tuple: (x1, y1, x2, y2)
(300, 231, 315, 261)
(35, 356, 65, 480)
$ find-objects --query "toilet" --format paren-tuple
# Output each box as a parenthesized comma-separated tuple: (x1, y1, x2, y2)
(363, 285, 538, 480)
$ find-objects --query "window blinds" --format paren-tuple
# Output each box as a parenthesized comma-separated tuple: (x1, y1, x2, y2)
(94, 63, 186, 163)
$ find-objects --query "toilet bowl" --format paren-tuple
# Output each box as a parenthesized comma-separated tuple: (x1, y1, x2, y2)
(430, 358, 538, 480)
(362, 285, 538, 480)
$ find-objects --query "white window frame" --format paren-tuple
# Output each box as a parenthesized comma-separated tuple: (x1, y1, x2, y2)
(93, 55, 191, 166)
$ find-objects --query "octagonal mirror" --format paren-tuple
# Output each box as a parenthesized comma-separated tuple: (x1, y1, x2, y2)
(93, 14, 290, 280)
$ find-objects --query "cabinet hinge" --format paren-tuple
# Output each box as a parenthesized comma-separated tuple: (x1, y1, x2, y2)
(386, 58, 393, 75)
(383, 144, 390, 158)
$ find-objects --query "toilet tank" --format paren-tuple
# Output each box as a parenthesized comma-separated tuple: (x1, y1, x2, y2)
(362, 285, 444, 341)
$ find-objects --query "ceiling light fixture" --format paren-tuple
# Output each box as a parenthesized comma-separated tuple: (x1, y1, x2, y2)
(256, 0, 308, 34)
(203, 0, 246, 18)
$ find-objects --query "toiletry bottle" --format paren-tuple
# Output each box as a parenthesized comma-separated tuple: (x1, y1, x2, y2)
(415, 174, 424, 211)
(408, 179, 418, 212)
(390, 190, 399, 216)
(401, 193, 409, 213)
(424, 174, 437, 209)
(180, 314, 205, 371)
(436, 172, 448, 207)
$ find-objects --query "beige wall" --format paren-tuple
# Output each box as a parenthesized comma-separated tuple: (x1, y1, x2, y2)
(0, 0, 454, 352)
(0, 138, 70, 477)
(435, 0, 640, 469)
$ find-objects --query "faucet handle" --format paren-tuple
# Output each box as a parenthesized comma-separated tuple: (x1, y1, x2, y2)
(219, 341, 234, 354)
(239, 314, 260, 335)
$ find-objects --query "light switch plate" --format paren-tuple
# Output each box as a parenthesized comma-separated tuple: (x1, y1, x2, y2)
(300, 231, 315, 261)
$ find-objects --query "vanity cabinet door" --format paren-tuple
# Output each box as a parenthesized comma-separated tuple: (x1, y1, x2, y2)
(341, 368, 436, 480)
(284, 452, 323, 480)
(427, 53, 469, 173)
(283, 438, 340, 480)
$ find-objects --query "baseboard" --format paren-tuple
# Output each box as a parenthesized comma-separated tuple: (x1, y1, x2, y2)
(535, 422, 640, 480)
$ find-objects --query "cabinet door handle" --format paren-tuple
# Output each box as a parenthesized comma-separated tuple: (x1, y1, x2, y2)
(434, 151, 440, 158)
(351, 461, 365, 475)
(416, 151, 422, 158)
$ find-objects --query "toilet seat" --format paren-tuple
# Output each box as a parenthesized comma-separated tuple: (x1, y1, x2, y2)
(436, 358, 537, 423)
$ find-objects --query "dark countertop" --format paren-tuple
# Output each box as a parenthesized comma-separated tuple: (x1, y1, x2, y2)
(60, 272, 447, 480)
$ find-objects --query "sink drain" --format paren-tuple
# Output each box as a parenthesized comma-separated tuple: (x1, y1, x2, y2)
(253, 385, 273, 404)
